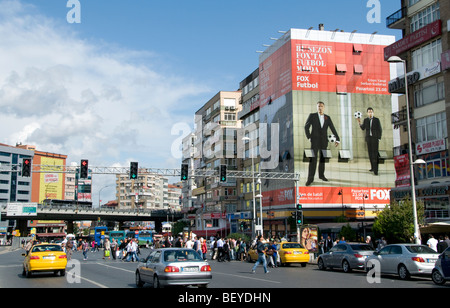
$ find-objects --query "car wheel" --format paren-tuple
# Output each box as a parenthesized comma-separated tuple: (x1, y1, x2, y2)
(398, 264, 410, 280)
(431, 269, 446, 285)
(60, 269, 66, 277)
(153, 275, 161, 288)
(135, 271, 144, 288)
(317, 258, 326, 270)
(342, 260, 352, 273)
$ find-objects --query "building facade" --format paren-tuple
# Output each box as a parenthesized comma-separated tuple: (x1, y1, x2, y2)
(0, 143, 34, 203)
(182, 91, 242, 237)
(254, 26, 396, 237)
(116, 172, 168, 210)
(387, 0, 450, 230)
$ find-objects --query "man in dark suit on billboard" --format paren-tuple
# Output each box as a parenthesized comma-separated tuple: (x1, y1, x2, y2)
(305, 101, 340, 186)
(357, 107, 382, 175)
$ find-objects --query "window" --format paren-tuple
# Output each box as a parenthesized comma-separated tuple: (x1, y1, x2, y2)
(389, 246, 402, 255)
(410, 2, 440, 33)
(417, 151, 448, 180)
(409, 0, 421, 7)
(412, 39, 442, 70)
(416, 112, 447, 143)
(223, 113, 236, 121)
(414, 77, 445, 107)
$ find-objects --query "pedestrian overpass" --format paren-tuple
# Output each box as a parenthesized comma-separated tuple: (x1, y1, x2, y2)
(0, 203, 184, 234)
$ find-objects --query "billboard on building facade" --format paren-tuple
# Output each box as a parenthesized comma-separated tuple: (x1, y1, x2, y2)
(259, 31, 396, 212)
(38, 156, 64, 202)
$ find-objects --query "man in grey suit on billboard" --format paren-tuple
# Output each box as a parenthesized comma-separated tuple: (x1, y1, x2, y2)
(357, 107, 382, 175)
(305, 101, 340, 186)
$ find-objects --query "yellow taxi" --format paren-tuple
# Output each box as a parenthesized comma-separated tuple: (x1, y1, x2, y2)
(278, 242, 310, 267)
(246, 242, 270, 262)
(22, 243, 68, 277)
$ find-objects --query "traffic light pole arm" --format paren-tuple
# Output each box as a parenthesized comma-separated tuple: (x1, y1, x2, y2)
(1, 164, 300, 180)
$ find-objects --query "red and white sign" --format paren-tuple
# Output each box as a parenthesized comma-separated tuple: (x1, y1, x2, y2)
(384, 20, 442, 60)
(416, 139, 446, 155)
(394, 154, 411, 187)
(259, 38, 391, 107)
(261, 186, 390, 206)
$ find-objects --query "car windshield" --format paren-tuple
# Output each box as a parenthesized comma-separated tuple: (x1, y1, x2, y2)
(350, 244, 374, 251)
(405, 245, 437, 254)
(163, 250, 202, 262)
(32, 245, 64, 253)
(282, 243, 304, 249)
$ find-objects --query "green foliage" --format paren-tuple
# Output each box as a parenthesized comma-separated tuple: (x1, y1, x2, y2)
(372, 197, 424, 243)
(339, 223, 356, 242)
(227, 233, 250, 242)
(172, 220, 189, 236)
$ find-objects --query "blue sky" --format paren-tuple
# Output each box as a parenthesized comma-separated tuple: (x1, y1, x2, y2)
(0, 0, 402, 202)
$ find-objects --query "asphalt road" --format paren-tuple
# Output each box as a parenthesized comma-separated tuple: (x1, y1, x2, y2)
(0, 246, 448, 290)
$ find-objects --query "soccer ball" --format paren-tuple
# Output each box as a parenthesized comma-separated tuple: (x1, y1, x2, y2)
(328, 135, 337, 143)
(354, 111, 362, 119)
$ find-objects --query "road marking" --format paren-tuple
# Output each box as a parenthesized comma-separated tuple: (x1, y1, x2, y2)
(94, 262, 135, 273)
(213, 271, 281, 284)
(72, 273, 109, 288)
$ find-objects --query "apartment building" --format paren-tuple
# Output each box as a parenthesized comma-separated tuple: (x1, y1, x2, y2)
(182, 91, 242, 237)
(386, 0, 450, 228)
(116, 172, 168, 210)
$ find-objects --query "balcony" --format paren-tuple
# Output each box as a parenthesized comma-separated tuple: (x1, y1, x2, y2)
(386, 7, 407, 29)
(391, 108, 413, 127)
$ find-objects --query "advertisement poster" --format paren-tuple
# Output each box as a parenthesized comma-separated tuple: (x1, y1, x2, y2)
(258, 30, 396, 213)
(300, 225, 318, 253)
(39, 156, 64, 201)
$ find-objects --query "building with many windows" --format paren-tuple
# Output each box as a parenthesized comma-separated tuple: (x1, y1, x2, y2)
(115, 172, 169, 210)
(182, 91, 242, 237)
(0, 143, 34, 203)
(386, 0, 450, 231)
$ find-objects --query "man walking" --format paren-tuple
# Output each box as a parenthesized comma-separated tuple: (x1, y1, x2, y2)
(305, 101, 340, 186)
(251, 235, 269, 274)
(357, 107, 382, 175)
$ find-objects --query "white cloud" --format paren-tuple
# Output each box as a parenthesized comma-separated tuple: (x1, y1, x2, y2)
(0, 0, 208, 170)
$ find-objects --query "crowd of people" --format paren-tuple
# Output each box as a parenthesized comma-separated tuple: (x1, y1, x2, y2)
(20, 231, 450, 269)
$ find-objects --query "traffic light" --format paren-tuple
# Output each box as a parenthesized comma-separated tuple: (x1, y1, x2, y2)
(80, 159, 88, 179)
(296, 204, 303, 225)
(220, 164, 227, 182)
(181, 164, 188, 181)
(22, 158, 31, 177)
(130, 162, 138, 179)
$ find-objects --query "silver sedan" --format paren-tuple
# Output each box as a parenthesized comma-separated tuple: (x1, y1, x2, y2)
(135, 248, 212, 288)
(317, 243, 375, 273)
(365, 244, 440, 280)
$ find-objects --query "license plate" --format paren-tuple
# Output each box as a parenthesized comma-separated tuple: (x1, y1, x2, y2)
(182, 267, 199, 272)
(43, 256, 55, 260)
(294, 251, 303, 255)
(427, 259, 437, 263)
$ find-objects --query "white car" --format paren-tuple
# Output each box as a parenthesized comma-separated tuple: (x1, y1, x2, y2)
(431, 247, 450, 285)
(365, 244, 439, 280)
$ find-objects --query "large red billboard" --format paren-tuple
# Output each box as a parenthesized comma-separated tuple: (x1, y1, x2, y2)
(260, 37, 391, 109)
(258, 31, 396, 214)
(292, 40, 390, 95)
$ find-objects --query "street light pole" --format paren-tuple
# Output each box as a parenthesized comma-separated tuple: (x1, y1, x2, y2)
(242, 137, 257, 239)
(388, 56, 420, 244)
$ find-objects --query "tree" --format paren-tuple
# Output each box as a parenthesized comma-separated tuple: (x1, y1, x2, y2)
(339, 223, 356, 242)
(372, 197, 425, 244)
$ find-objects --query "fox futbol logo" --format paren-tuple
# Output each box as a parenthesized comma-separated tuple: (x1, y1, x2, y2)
(370, 189, 390, 201)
